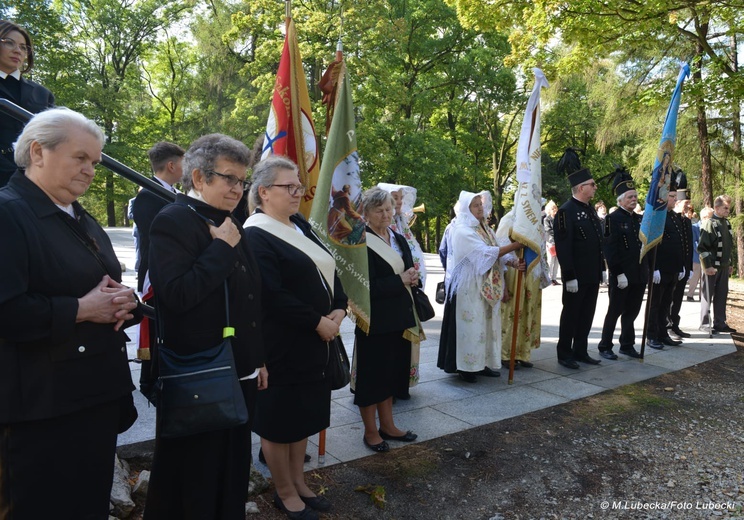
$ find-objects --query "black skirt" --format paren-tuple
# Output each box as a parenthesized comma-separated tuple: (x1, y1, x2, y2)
(252, 379, 331, 443)
(437, 294, 458, 373)
(352, 330, 411, 407)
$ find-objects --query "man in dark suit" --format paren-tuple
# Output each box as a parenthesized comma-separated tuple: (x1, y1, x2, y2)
(598, 169, 648, 360)
(0, 20, 55, 187)
(667, 190, 693, 340)
(554, 151, 605, 369)
(131, 141, 184, 396)
(647, 179, 686, 349)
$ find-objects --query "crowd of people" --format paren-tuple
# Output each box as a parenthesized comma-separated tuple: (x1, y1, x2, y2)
(0, 18, 738, 520)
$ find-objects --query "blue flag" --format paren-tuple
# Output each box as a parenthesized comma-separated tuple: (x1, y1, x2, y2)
(639, 63, 691, 260)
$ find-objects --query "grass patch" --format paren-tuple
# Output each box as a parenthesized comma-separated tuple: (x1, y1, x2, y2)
(572, 385, 674, 423)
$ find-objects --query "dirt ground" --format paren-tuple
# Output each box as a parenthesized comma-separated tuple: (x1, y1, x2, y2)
(251, 290, 744, 520)
(124, 289, 744, 520)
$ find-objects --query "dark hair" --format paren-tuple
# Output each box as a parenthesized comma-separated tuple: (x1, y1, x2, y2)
(0, 20, 34, 74)
(182, 134, 251, 193)
(147, 141, 185, 173)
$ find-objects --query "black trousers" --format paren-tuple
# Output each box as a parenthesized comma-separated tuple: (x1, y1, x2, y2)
(557, 283, 599, 361)
(599, 280, 646, 351)
(668, 273, 689, 329)
(701, 268, 730, 328)
(0, 400, 121, 520)
(648, 272, 677, 340)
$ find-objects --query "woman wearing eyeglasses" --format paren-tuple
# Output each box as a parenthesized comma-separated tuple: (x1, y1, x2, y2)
(144, 134, 266, 520)
(244, 156, 348, 520)
(0, 20, 55, 187)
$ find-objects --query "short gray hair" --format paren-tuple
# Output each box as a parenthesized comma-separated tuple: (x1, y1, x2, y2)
(361, 187, 393, 217)
(182, 134, 251, 192)
(249, 155, 299, 209)
(14, 108, 105, 168)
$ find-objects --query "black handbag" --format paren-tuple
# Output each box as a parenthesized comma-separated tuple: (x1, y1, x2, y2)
(327, 335, 351, 390)
(155, 283, 248, 438)
(435, 281, 446, 304)
(412, 286, 435, 322)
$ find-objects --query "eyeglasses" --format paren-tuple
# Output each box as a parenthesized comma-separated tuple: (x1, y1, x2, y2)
(204, 170, 250, 191)
(582, 182, 597, 188)
(270, 183, 307, 196)
(0, 38, 32, 55)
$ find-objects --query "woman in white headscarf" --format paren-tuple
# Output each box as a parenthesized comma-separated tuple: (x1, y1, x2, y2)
(437, 191, 523, 382)
(377, 183, 427, 288)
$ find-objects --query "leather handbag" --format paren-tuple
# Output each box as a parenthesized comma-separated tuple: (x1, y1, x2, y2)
(412, 286, 435, 322)
(327, 335, 351, 390)
(155, 283, 248, 438)
(435, 281, 446, 304)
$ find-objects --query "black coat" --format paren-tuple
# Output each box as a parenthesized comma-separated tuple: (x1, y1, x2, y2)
(0, 76, 55, 185)
(603, 207, 648, 284)
(364, 226, 418, 336)
(148, 195, 265, 378)
(0, 172, 135, 423)
(555, 197, 605, 284)
(243, 212, 348, 386)
(131, 181, 170, 292)
(656, 211, 686, 274)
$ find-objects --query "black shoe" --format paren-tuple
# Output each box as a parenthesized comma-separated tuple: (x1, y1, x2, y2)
(259, 448, 311, 464)
(557, 359, 579, 369)
(661, 336, 682, 346)
(457, 371, 477, 383)
(619, 347, 642, 359)
(552, 280, 561, 286)
(478, 367, 501, 377)
(501, 360, 520, 369)
(517, 360, 534, 368)
(670, 327, 691, 338)
(300, 494, 332, 512)
(599, 351, 618, 360)
(379, 429, 417, 442)
(647, 339, 665, 350)
(274, 492, 319, 520)
(714, 324, 737, 333)
(686, 296, 695, 302)
(363, 437, 390, 452)
(577, 355, 601, 365)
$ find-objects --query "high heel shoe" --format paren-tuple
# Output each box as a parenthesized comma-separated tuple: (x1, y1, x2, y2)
(273, 492, 319, 520)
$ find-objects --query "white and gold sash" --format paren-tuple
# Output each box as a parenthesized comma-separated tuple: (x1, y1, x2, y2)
(245, 212, 336, 296)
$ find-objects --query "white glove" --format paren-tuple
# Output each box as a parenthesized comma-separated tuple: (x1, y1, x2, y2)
(566, 279, 579, 293)
(617, 273, 628, 289)
(653, 270, 661, 284)
(678, 267, 686, 281)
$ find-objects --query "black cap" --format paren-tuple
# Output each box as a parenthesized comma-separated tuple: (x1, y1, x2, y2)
(557, 148, 593, 187)
(612, 166, 635, 197)
(674, 167, 688, 199)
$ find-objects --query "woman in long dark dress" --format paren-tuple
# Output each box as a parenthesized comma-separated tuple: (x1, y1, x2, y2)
(353, 187, 420, 452)
(244, 156, 348, 520)
(144, 134, 265, 520)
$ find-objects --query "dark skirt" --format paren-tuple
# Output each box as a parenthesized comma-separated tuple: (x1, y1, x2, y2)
(437, 294, 458, 373)
(144, 378, 257, 520)
(352, 330, 411, 407)
(252, 379, 331, 443)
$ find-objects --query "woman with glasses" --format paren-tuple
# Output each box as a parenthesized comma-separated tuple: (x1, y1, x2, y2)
(144, 134, 266, 520)
(0, 20, 55, 187)
(244, 156, 347, 520)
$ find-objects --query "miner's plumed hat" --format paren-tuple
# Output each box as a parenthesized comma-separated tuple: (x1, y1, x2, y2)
(673, 167, 688, 199)
(557, 148, 592, 187)
(612, 166, 635, 197)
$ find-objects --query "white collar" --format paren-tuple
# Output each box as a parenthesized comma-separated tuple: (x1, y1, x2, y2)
(0, 69, 21, 80)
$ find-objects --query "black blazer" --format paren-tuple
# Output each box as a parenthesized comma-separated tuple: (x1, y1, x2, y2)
(0, 172, 135, 423)
(148, 195, 265, 378)
(363, 226, 418, 336)
(131, 182, 170, 292)
(656, 211, 686, 274)
(555, 197, 605, 284)
(603, 207, 648, 284)
(0, 76, 55, 185)
(243, 212, 348, 386)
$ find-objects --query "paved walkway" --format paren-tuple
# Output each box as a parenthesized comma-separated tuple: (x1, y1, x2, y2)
(107, 228, 737, 471)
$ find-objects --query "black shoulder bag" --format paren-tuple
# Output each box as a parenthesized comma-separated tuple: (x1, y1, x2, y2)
(155, 282, 248, 438)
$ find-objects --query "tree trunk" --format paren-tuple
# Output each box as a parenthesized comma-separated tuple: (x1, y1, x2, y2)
(693, 42, 714, 207)
(731, 34, 743, 277)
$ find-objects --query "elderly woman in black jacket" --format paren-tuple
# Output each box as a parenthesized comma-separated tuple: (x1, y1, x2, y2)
(0, 108, 140, 518)
(354, 187, 420, 453)
(244, 156, 348, 520)
(144, 134, 265, 520)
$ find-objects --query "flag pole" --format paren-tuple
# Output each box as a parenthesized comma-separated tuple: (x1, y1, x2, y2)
(285, 0, 291, 18)
(639, 246, 658, 360)
(508, 249, 524, 384)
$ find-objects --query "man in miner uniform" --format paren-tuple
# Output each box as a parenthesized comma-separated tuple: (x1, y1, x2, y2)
(554, 149, 605, 369)
(597, 167, 647, 360)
